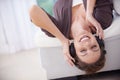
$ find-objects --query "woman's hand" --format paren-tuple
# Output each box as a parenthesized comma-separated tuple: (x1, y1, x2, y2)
(62, 39, 75, 66)
(86, 14, 104, 39)
(85, 0, 104, 39)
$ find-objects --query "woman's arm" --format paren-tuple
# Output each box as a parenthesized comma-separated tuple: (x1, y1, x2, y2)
(86, 0, 104, 39)
(29, 5, 74, 66)
(86, 0, 96, 15)
(29, 5, 66, 42)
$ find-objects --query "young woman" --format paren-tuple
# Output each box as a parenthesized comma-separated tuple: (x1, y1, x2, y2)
(29, 0, 113, 74)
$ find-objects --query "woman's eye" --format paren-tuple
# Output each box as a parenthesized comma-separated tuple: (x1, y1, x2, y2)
(80, 49, 87, 56)
(80, 49, 87, 53)
(91, 45, 98, 50)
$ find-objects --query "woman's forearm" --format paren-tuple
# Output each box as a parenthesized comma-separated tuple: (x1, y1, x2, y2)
(85, 0, 104, 39)
(86, 0, 96, 15)
(29, 5, 67, 43)
(29, 5, 75, 66)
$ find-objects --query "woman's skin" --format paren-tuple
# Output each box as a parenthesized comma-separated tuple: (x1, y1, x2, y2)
(29, 0, 104, 66)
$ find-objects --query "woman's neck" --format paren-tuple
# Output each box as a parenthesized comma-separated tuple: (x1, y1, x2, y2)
(71, 4, 90, 39)
(72, 4, 86, 21)
(71, 16, 84, 38)
(70, 15, 91, 39)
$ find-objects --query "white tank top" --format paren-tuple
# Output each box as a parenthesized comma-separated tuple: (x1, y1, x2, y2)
(72, 0, 83, 7)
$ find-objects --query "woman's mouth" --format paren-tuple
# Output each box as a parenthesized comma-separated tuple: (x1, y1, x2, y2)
(80, 35, 90, 42)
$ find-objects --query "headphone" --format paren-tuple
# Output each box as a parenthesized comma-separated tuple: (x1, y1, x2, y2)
(69, 36, 106, 58)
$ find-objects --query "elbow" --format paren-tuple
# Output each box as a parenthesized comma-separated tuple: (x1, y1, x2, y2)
(29, 5, 38, 21)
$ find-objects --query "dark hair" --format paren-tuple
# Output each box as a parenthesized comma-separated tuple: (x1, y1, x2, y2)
(69, 36, 106, 74)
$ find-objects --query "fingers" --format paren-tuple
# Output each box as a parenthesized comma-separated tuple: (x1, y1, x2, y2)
(86, 15, 104, 39)
(96, 23, 104, 39)
(98, 28, 104, 39)
(96, 24, 102, 38)
(63, 52, 75, 66)
(90, 19, 104, 39)
(68, 54, 75, 63)
(66, 57, 74, 66)
(62, 41, 75, 66)
(90, 21, 102, 39)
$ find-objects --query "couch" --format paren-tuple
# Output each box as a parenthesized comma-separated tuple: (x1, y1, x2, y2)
(34, 0, 120, 79)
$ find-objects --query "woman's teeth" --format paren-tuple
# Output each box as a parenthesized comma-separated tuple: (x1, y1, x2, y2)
(80, 36, 89, 42)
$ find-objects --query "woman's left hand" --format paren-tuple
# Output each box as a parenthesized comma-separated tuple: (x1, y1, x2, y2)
(86, 14, 104, 39)
(62, 39, 75, 66)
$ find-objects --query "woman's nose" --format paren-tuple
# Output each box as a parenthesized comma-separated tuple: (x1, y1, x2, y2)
(84, 41, 92, 47)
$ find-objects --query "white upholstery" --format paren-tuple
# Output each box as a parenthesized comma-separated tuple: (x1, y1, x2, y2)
(35, 13, 120, 79)
(34, 30, 61, 47)
(113, 0, 120, 15)
(104, 13, 120, 38)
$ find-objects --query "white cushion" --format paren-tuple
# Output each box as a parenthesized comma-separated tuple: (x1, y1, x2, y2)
(39, 36, 120, 79)
(104, 14, 120, 38)
(34, 29, 61, 47)
(113, 0, 120, 15)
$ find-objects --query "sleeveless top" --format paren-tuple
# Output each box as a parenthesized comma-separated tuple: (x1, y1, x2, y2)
(41, 0, 113, 39)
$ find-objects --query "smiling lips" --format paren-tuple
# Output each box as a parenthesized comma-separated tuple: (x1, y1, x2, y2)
(80, 35, 90, 42)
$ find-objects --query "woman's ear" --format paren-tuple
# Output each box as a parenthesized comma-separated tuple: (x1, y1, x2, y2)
(69, 43, 76, 57)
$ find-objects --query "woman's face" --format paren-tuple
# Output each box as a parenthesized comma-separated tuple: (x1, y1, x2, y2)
(74, 30, 101, 64)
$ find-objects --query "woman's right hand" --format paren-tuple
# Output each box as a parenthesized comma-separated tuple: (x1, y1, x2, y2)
(62, 39, 75, 66)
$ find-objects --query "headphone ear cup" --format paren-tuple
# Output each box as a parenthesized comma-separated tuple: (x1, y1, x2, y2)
(95, 36, 104, 48)
(95, 36, 106, 55)
(103, 50, 107, 54)
(69, 43, 76, 58)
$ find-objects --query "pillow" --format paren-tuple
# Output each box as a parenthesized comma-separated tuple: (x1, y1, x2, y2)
(113, 0, 120, 15)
